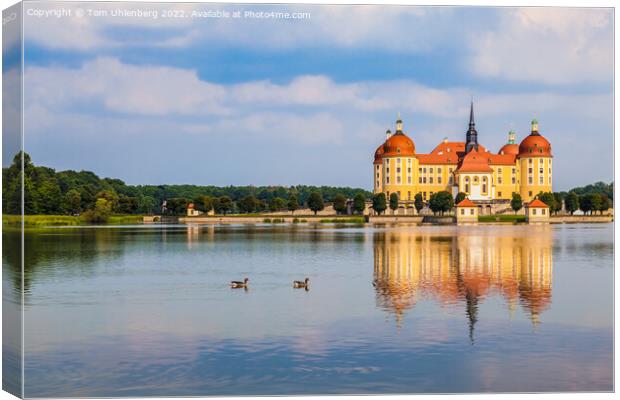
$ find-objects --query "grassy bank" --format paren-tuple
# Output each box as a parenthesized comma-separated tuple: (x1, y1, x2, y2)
(478, 214, 526, 223)
(3, 214, 144, 228)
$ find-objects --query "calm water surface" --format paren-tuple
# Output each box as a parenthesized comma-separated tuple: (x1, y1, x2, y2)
(2, 223, 613, 396)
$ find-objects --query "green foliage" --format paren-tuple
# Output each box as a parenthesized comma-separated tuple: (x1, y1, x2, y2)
(217, 196, 234, 215)
(372, 193, 387, 215)
(269, 197, 287, 212)
(537, 192, 556, 211)
(564, 192, 579, 215)
(238, 195, 258, 213)
(353, 193, 366, 214)
(569, 181, 613, 201)
(62, 189, 82, 215)
(428, 191, 454, 215)
(307, 191, 324, 215)
(287, 193, 299, 214)
(510, 192, 523, 214)
(2, 152, 372, 217)
(455, 192, 467, 205)
(333, 193, 347, 214)
(478, 214, 526, 223)
(414, 193, 424, 213)
(81, 198, 112, 223)
(552, 192, 564, 214)
(579, 194, 595, 215)
(389, 193, 399, 211)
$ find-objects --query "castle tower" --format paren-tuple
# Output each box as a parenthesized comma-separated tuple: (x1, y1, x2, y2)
(518, 119, 553, 202)
(465, 101, 479, 153)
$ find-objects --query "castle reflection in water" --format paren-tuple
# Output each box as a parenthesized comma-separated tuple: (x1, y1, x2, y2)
(373, 226, 553, 337)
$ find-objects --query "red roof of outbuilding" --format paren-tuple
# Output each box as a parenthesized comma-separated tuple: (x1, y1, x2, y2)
(526, 199, 549, 208)
(456, 198, 477, 207)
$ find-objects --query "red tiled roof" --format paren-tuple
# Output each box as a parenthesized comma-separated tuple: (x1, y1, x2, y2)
(456, 149, 493, 173)
(527, 199, 549, 208)
(456, 198, 476, 207)
(488, 153, 517, 165)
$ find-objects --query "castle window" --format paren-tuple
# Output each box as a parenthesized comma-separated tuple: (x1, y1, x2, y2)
(407, 159, 411, 165)
(528, 168, 533, 174)
(539, 176, 544, 184)
(539, 168, 543, 174)
(498, 168, 502, 174)
(533, 209, 537, 215)
(387, 168, 390, 174)
(482, 184, 487, 193)
(438, 177, 442, 184)
(430, 177, 434, 184)
(542, 209, 546, 215)
(512, 168, 516, 174)
(473, 176, 479, 184)
(465, 184, 470, 193)
(465, 176, 470, 182)
(549, 168, 552, 174)
(408, 177, 412, 184)
(498, 177, 502, 184)
(397, 148, 401, 153)
(397, 158, 401, 164)
(376, 173, 380, 178)
(529, 191, 533, 196)
(498, 192, 502, 197)
(470, 209, 474, 215)
(376, 180, 380, 186)
(397, 177, 401, 184)
(423, 168, 427, 173)
(438, 168, 442, 173)
(387, 177, 390, 184)
(461, 209, 465, 215)
(423, 177, 427, 184)
(419, 177, 422, 184)
(529, 159, 533, 164)
(423, 192, 427, 200)
(407, 168, 411, 173)
(408, 191, 411, 200)
(376, 165, 379, 170)
(549, 177, 552, 184)
(397, 167, 401, 173)
(512, 177, 516, 184)
(430, 168, 434, 173)
(528, 177, 533, 184)
(419, 168, 423, 174)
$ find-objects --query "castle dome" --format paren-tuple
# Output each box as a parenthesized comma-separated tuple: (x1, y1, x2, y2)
(519, 120, 552, 157)
(382, 133, 415, 157)
(374, 143, 385, 164)
(499, 143, 519, 155)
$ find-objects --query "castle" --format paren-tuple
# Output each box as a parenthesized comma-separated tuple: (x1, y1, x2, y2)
(373, 102, 553, 213)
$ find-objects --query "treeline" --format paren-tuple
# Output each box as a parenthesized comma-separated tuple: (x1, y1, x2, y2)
(510, 191, 612, 215)
(2, 152, 371, 217)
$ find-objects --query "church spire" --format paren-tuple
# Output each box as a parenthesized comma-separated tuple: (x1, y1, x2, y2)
(465, 100, 479, 153)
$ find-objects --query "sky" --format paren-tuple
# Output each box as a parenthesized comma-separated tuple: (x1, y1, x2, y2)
(3, 2, 614, 191)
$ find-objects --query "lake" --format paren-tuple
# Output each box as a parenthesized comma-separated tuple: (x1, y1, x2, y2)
(2, 223, 613, 396)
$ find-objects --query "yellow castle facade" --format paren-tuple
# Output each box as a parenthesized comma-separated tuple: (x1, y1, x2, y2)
(373, 103, 553, 208)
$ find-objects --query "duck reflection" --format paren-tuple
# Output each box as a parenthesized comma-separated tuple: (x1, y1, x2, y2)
(373, 226, 553, 338)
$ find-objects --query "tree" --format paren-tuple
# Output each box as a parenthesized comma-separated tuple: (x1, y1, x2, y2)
(510, 192, 523, 214)
(565, 192, 579, 215)
(372, 193, 387, 215)
(238, 195, 258, 214)
(537, 192, 556, 211)
(63, 189, 82, 215)
(217, 196, 233, 215)
(591, 193, 603, 215)
(95, 190, 119, 212)
(455, 192, 467, 205)
(579, 194, 594, 215)
(353, 193, 366, 214)
(552, 192, 564, 215)
(333, 193, 347, 214)
(429, 191, 454, 216)
(138, 196, 156, 215)
(118, 195, 139, 214)
(389, 193, 399, 213)
(414, 193, 424, 214)
(269, 197, 286, 212)
(287, 193, 299, 214)
(82, 198, 112, 223)
(599, 194, 611, 215)
(307, 191, 324, 215)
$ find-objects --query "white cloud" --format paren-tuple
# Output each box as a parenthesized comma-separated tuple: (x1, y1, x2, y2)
(469, 8, 613, 84)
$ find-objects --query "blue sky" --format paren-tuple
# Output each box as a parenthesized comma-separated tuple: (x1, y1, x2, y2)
(5, 2, 614, 191)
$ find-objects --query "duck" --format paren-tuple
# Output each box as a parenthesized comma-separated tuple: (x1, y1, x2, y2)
(230, 278, 249, 288)
(293, 277, 310, 289)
